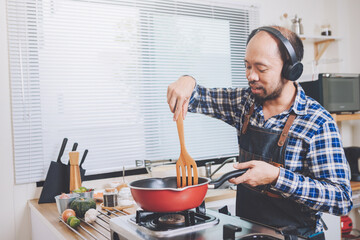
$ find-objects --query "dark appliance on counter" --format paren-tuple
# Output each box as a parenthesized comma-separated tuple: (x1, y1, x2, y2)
(110, 205, 303, 240)
(344, 147, 360, 181)
(301, 73, 360, 113)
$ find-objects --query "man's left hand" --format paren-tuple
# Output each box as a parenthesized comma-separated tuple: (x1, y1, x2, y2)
(228, 161, 280, 187)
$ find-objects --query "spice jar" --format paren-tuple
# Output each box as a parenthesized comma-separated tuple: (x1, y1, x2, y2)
(103, 188, 118, 207)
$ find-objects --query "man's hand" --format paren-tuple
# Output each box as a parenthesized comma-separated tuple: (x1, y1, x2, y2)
(167, 75, 196, 121)
(229, 161, 280, 187)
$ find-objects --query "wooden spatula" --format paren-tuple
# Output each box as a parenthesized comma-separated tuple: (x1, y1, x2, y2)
(176, 112, 198, 188)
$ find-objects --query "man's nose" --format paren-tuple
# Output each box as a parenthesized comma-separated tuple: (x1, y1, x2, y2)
(247, 69, 259, 82)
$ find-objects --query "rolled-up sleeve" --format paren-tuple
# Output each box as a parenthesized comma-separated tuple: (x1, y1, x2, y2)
(188, 84, 248, 128)
(274, 121, 353, 216)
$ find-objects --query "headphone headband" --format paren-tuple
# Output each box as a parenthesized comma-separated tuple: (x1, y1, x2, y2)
(247, 26, 303, 81)
(255, 27, 298, 65)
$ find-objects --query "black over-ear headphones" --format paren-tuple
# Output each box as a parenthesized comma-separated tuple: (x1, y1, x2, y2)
(247, 27, 303, 81)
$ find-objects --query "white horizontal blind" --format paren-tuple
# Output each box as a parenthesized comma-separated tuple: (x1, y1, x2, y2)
(7, 0, 259, 184)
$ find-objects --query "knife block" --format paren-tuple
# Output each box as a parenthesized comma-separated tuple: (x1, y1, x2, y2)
(69, 151, 81, 192)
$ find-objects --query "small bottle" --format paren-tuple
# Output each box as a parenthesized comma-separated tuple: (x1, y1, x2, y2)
(291, 15, 301, 35)
(299, 18, 304, 35)
(103, 188, 118, 207)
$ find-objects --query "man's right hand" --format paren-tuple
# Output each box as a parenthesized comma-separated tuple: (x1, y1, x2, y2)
(167, 75, 196, 121)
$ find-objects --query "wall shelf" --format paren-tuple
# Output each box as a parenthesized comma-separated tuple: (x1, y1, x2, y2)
(300, 35, 340, 63)
(300, 35, 341, 41)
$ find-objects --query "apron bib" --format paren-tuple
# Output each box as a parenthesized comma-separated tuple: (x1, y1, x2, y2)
(236, 104, 318, 238)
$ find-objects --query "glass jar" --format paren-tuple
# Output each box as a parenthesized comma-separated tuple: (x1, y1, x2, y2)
(321, 25, 332, 36)
(103, 188, 118, 207)
(117, 186, 134, 206)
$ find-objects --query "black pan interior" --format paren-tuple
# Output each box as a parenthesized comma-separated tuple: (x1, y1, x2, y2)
(129, 177, 209, 189)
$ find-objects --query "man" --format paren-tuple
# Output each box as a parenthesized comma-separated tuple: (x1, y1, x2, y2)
(167, 26, 352, 238)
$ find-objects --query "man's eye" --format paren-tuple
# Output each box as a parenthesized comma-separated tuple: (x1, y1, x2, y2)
(259, 69, 267, 73)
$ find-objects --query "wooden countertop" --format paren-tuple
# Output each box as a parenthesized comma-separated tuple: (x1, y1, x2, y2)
(351, 181, 360, 191)
(29, 199, 128, 240)
(29, 188, 236, 240)
(205, 188, 236, 202)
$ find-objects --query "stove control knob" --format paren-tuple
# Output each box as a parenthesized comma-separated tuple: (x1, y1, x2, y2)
(223, 224, 242, 240)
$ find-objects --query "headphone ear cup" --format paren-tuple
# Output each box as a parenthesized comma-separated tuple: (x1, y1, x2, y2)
(282, 62, 291, 80)
(282, 62, 303, 81)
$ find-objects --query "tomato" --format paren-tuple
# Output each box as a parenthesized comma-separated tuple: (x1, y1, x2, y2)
(62, 209, 76, 222)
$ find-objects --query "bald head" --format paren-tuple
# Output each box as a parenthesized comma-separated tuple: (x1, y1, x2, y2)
(246, 31, 284, 68)
(247, 26, 304, 66)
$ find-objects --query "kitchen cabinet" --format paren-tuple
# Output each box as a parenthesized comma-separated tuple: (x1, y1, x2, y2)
(331, 113, 360, 237)
(348, 182, 360, 238)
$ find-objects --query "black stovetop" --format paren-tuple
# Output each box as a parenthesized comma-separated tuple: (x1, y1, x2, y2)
(110, 208, 303, 240)
(132, 209, 217, 231)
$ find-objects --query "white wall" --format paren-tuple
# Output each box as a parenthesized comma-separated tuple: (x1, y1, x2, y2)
(0, 0, 16, 238)
(1, 0, 360, 239)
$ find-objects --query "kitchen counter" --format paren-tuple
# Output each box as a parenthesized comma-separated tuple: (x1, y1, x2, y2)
(29, 199, 125, 240)
(29, 178, 358, 240)
(351, 181, 360, 191)
(29, 188, 236, 240)
(351, 181, 360, 209)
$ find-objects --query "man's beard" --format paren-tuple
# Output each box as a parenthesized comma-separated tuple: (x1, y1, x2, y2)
(249, 79, 285, 104)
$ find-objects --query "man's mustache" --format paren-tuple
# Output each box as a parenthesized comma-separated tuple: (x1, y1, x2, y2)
(248, 81, 264, 89)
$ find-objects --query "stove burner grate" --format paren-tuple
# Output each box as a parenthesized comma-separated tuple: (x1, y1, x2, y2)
(158, 214, 186, 227)
(131, 209, 217, 231)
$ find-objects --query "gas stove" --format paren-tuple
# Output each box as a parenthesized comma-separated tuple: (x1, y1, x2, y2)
(110, 208, 299, 240)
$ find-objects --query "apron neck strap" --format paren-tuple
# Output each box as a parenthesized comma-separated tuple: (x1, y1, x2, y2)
(241, 104, 255, 134)
(277, 112, 296, 147)
(241, 103, 297, 145)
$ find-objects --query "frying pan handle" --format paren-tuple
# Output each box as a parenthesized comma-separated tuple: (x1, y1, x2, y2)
(208, 169, 248, 189)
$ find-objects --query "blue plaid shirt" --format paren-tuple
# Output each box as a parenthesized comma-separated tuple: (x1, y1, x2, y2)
(188, 82, 352, 231)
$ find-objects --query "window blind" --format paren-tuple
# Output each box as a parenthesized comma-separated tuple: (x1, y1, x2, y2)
(7, 0, 259, 184)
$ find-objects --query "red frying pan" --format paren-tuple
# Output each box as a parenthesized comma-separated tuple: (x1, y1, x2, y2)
(129, 169, 246, 212)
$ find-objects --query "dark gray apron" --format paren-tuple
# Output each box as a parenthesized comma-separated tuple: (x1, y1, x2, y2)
(236, 104, 321, 238)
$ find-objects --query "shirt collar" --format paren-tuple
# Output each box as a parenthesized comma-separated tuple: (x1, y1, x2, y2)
(291, 82, 307, 116)
(250, 82, 307, 116)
